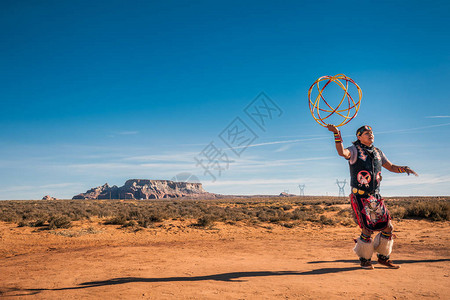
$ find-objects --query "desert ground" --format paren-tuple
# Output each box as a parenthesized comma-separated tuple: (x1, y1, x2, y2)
(0, 198, 449, 299)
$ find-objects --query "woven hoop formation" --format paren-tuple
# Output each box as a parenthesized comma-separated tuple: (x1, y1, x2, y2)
(308, 74, 362, 127)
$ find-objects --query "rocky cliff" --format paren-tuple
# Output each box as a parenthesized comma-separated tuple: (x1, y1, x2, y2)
(72, 179, 213, 200)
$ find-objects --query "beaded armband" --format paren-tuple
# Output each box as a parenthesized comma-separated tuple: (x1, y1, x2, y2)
(380, 231, 393, 240)
(334, 131, 343, 143)
(360, 232, 371, 242)
(398, 166, 407, 173)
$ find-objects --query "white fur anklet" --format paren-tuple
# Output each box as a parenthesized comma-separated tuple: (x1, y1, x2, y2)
(353, 237, 374, 260)
(373, 232, 394, 256)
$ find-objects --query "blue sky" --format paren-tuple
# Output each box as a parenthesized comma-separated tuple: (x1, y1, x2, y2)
(1, 0, 449, 199)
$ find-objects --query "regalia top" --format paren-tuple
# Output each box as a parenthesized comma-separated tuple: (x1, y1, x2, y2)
(348, 140, 386, 193)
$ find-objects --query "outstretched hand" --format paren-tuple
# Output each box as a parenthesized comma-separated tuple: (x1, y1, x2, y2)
(326, 124, 339, 134)
(402, 166, 419, 177)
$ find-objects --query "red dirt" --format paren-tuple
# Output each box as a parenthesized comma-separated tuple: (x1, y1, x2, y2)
(1, 219, 449, 299)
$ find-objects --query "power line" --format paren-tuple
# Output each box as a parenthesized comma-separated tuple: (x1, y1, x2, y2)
(336, 179, 347, 197)
(298, 184, 305, 196)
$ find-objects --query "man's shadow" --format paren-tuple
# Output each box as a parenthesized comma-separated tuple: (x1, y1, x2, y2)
(1, 267, 360, 296)
(3, 258, 448, 297)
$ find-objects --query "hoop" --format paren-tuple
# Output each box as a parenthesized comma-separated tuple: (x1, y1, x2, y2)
(308, 74, 362, 127)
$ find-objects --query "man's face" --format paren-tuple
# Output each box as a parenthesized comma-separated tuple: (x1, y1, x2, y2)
(358, 130, 374, 146)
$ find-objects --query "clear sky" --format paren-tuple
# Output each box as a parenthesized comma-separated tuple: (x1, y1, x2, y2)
(1, 0, 449, 199)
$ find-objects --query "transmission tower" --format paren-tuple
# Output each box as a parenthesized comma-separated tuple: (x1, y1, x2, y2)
(336, 179, 347, 197)
(298, 184, 305, 196)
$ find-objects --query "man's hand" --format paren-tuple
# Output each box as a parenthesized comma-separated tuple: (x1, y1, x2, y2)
(327, 124, 339, 134)
(400, 166, 419, 176)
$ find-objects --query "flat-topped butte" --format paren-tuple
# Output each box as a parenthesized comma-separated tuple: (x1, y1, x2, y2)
(73, 179, 212, 200)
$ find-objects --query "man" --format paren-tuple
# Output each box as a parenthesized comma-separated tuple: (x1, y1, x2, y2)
(327, 124, 418, 269)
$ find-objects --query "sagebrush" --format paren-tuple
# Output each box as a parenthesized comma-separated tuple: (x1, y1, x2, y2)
(0, 196, 448, 229)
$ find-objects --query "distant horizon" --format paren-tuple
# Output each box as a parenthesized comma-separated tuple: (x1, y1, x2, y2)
(1, 174, 449, 201)
(2, 194, 449, 201)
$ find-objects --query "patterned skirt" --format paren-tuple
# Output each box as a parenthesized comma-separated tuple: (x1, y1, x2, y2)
(350, 193, 390, 232)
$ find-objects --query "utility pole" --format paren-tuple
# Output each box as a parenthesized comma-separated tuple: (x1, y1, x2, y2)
(336, 179, 347, 197)
(298, 184, 305, 196)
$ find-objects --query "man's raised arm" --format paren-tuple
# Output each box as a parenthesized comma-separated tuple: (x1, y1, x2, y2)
(327, 124, 351, 159)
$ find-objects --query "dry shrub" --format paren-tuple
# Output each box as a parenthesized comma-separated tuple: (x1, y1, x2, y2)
(1, 197, 448, 230)
(389, 206, 407, 220)
(281, 204, 293, 211)
(31, 219, 47, 227)
(256, 208, 291, 223)
(48, 215, 71, 229)
(291, 208, 308, 220)
(339, 218, 354, 226)
(122, 220, 138, 228)
(194, 215, 216, 227)
(404, 201, 448, 221)
(319, 215, 335, 225)
(104, 214, 128, 226)
(17, 220, 29, 227)
(281, 222, 296, 228)
(137, 214, 163, 227)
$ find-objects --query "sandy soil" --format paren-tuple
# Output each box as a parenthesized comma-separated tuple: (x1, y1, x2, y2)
(0, 219, 449, 299)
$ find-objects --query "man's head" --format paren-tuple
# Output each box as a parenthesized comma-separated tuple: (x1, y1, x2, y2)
(356, 125, 374, 146)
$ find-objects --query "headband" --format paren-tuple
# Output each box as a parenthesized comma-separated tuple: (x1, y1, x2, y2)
(356, 125, 372, 136)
